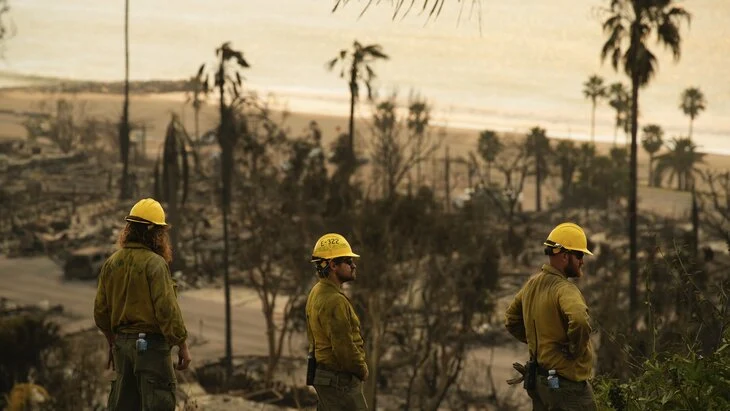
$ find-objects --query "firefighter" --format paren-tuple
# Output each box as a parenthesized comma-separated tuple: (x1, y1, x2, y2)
(94, 198, 191, 411)
(505, 222, 597, 410)
(306, 233, 368, 410)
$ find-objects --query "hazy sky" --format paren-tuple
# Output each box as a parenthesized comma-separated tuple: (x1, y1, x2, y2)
(2, 0, 728, 151)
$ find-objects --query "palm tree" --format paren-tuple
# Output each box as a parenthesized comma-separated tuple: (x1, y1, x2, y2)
(525, 127, 551, 212)
(328, 41, 388, 159)
(186, 65, 208, 144)
(641, 124, 664, 187)
(679, 87, 706, 140)
(601, 0, 690, 315)
(118, 0, 131, 199)
(200, 42, 250, 380)
(477, 130, 502, 184)
(583, 75, 607, 143)
(607, 82, 630, 146)
(184, 66, 209, 175)
(654, 137, 704, 191)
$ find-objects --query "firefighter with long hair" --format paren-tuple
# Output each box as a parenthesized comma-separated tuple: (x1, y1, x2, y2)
(94, 198, 191, 410)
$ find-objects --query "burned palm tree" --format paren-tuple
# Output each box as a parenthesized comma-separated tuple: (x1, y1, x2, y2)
(199, 41, 250, 380)
(153, 114, 190, 272)
(119, 0, 131, 199)
(328, 41, 389, 160)
(184, 66, 209, 175)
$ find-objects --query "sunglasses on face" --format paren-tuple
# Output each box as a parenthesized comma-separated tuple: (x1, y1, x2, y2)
(334, 258, 355, 266)
(568, 250, 584, 260)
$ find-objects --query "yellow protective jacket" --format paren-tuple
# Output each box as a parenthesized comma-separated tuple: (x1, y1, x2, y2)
(93, 242, 188, 346)
(306, 278, 368, 380)
(504, 264, 593, 382)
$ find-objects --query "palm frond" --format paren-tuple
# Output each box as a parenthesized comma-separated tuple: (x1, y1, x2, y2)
(666, 6, 691, 25)
(365, 65, 376, 81)
(358, 0, 375, 18)
(629, 44, 657, 86)
(602, 15, 624, 33)
(326, 57, 339, 71)
(601, 26, 624, 66)
(365, 81, 374, 100)
(363, 44, 389, 60)
(657, 21, 681, 60)
(611, 47, 623, 71)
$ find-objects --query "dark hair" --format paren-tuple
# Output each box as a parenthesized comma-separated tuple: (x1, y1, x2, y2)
(117, 222, 173, 264)
(313, 259, 329, 278)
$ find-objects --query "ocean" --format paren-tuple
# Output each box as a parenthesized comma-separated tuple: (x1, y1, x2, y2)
(1, 0, 728, 154)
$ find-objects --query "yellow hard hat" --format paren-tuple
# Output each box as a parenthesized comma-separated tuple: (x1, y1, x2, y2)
(544, 222, 593, 255)
(311, 233, 360, 262)
(125, 198, 167, 226)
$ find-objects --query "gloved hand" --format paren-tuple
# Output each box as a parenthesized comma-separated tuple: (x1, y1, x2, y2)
(506, 362, 526, 385)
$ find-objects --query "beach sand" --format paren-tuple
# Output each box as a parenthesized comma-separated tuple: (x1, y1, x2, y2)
(0, 88, 721, 218)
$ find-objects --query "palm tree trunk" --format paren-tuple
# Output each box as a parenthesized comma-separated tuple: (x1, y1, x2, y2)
(628, 38, 640, 320)
(676, 171, 682, 191)
(691, 187, 699, 261)
(688, 117, 694, 140)
(222, 197, 232, 377)
(348, 64, 357, 160)
(219, 64, 233, 381)
(535, 156, 542, 212)
(119, 0, 131, 200)
(591, 101, 596, 143)
(647, 155, 653, 187)
(194, 106, 200, 142)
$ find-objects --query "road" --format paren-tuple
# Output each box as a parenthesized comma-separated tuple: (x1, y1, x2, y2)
(0, 256, 305, 364)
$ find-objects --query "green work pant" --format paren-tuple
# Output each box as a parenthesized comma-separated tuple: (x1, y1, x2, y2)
(312, 368, 368, 411)
(108, 335, 177, 411)
(528, 375, 597, 411)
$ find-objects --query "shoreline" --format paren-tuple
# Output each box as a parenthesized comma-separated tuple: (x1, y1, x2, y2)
(1, 73, 727, 156)
(1, 87, 728, 214)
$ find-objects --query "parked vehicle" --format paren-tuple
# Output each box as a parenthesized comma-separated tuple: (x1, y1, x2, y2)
(63, 246, 112, 281)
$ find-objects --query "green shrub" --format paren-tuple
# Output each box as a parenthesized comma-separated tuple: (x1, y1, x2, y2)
(595, 341, 730, 410)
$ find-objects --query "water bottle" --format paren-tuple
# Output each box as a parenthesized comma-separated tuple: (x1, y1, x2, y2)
(135, 333, 147, 353)
(547, 369, 559, 389)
